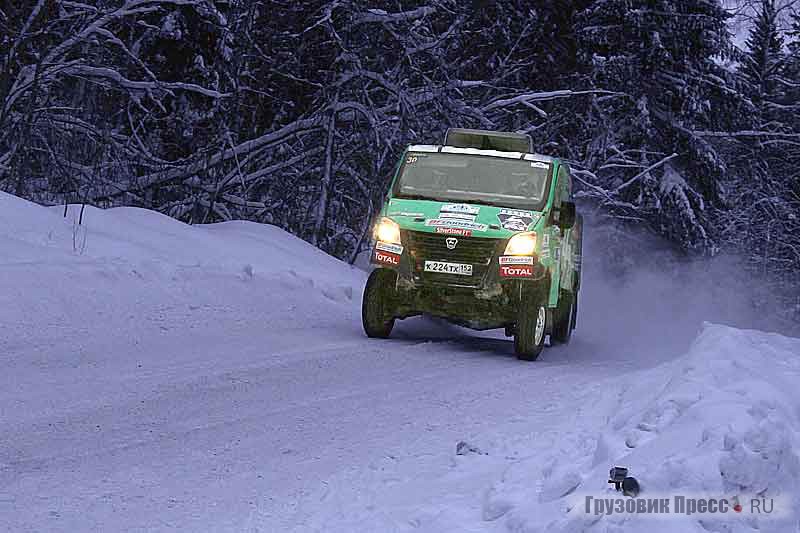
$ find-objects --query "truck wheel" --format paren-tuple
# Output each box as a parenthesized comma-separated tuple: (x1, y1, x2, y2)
(514, 292, 548, 361)
(362, 269, 397, 338)
(551, 291, 574, 344)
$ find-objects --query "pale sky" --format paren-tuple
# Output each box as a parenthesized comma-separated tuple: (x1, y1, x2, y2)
(724, 0, 799, 47)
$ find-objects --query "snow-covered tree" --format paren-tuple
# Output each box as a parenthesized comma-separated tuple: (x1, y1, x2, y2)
(0, 1, 229, 202)
(786, 7, 800, 124)
(739, 0, 787, 129)
(572, 0, 741, 252)
(713, 0, 800, 323)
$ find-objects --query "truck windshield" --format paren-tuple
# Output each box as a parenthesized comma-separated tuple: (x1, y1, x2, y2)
(393, 152, 552, 210)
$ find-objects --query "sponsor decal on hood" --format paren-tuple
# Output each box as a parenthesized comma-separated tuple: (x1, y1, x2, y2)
(497, 209, 538, 232)
(440, 203, 480, 215)
(436, 227, 472, 236)
(388, 211, 424, 218)
(439, 212, 476, 222)
(425, 218, 487, 232)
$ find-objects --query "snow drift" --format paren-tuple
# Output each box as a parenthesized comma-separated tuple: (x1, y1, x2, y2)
(482, 323, 800, 533)
(0, 191, 363, 292)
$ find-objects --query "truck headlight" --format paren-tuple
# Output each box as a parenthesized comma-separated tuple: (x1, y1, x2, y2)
(374, 217, 401, 244)
(504, 232, 536, 255)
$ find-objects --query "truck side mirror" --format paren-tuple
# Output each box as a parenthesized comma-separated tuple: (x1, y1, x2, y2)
(560, 202, 576, 229)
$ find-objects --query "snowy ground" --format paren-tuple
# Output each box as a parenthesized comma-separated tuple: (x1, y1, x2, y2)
(1, 192, 798, 532)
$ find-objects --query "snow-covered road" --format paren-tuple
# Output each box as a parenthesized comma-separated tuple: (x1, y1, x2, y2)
(0, 256, 618, 531)
(2, 192, 798, 532)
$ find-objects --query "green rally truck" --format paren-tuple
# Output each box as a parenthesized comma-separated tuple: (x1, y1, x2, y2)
(362, 128, 583, 361)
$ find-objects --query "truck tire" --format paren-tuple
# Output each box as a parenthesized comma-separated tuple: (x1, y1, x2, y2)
(514, 289, 548, 361)
(551, 290, 574, 344)
(362, 268, 397, 338)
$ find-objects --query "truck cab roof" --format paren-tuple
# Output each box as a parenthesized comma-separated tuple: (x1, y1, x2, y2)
(407, 144, 557, 166)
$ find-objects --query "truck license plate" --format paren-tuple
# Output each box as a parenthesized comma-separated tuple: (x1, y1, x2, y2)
(424, 261, 473, 276)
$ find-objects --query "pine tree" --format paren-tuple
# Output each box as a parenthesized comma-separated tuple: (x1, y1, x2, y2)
(719, 1, 800, 323)
(739, 0, 786, 131)
(786, 8, 800, 130)
(573, 0, 741, 252)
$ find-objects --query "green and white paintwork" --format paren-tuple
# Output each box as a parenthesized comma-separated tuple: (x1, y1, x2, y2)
(378, 146, 581, 309)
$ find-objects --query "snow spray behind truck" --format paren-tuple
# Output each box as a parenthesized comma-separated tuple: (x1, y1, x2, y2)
(362, 129, 583, 361)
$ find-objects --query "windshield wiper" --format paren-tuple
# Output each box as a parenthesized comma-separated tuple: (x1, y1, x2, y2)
(458, 198, 506, 208)
(396, 193, 447, 202)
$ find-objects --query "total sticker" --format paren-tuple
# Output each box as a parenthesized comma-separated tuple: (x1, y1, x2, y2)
(499, 256, 534, 265)
(500, 265, 534, 278)
(374, 250, 400, 266)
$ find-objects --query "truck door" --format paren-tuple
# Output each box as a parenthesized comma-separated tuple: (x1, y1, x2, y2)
(556, 165, 575, 292)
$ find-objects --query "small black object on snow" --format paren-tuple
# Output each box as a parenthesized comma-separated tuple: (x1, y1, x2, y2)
(456, 440, 486, 456)
(622, 476, 640, 497)
(608, 466, 628, 488)
(608, 465, 640, 497)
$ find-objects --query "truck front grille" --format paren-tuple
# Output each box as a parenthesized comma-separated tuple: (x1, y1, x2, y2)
(402, 230, 500, 287)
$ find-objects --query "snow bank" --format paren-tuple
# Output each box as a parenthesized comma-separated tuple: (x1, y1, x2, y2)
(485, 323, 800, 532)
(0, 192, 363, 335)
(0, 192, 362, 288)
